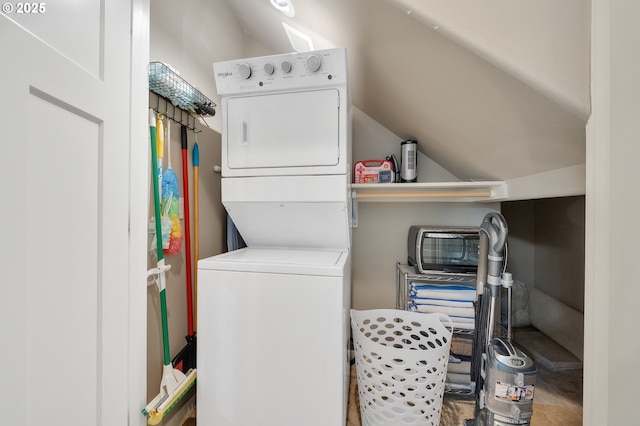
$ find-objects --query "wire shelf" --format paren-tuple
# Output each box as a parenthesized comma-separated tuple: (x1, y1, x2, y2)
(148, 61, 216, 117)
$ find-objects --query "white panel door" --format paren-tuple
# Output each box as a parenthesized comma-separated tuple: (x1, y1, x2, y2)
(0, 3, 146, 425)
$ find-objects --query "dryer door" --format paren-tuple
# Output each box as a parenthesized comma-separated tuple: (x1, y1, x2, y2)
(225, 88, 340, 171)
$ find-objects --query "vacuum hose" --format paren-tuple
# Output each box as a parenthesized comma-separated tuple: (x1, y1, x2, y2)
(479, 212, 508, 347)
(472, 232, 489, 398)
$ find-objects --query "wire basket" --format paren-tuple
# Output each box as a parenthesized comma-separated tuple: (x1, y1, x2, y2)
(148, 62, 216, 116)
(351, 309, 453, 426)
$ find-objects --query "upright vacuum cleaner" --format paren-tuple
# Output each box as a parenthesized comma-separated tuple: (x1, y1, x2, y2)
(466, 212, 537, 426)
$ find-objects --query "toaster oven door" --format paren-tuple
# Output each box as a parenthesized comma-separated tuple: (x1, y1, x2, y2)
(420, 231, 479, 273)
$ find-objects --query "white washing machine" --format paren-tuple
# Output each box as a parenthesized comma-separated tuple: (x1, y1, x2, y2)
(198, 248, 351, 426)
(198, 48, 352, 425)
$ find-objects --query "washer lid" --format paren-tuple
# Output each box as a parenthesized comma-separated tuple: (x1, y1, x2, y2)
(198, 247, 349, 276)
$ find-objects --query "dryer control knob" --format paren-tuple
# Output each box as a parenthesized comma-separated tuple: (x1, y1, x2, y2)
(306, 54, 322, 72)
(238, 63, 252, 80)
(264, 63, 275, 75)
(281, 61, 292, 73)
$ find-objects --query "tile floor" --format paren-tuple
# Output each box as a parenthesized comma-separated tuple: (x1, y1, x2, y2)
(347, 363, 583, 426)
(181, 361, 581, 426)
(183, 336, 582, 426)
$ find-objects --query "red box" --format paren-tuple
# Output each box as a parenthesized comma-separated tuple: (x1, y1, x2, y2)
(354, 159, 394, 183)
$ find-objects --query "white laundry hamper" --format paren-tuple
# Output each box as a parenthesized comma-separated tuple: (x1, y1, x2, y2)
(351, 309, 453, 426)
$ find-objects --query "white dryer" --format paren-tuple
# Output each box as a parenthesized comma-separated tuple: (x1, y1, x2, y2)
(198, 48, 352, 426)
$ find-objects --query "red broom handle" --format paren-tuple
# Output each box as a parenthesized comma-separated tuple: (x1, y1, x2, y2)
(181, 125, 194, 336)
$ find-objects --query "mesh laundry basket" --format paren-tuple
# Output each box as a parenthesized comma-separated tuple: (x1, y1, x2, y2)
(351, 309, 453, 426)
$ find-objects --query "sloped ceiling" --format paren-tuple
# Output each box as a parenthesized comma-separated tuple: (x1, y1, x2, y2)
(219, 0, 590, 182)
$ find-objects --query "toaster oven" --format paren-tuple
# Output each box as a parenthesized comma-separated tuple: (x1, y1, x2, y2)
(407, 225, 480, 274)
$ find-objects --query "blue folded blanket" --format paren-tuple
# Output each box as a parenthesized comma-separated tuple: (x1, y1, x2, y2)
(410, 282, 476, 301)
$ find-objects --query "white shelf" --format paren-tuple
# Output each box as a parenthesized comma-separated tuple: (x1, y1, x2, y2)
(351, 181, 507, 202)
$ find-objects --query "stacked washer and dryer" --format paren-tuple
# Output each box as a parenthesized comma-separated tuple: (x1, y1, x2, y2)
(197, 48, 352, 425)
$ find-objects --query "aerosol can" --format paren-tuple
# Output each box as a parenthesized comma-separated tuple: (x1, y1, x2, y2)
(466, 213, 537, 426)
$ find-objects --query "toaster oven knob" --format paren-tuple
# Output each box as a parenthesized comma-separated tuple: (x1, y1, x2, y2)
(306, 54, 322, 72)
(238, 63, 252, 80)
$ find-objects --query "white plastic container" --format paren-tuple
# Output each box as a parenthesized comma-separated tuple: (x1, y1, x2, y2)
(351, 309, 453, 426)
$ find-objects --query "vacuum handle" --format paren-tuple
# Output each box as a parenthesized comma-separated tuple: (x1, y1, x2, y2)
(482, 212, 508, 255)
(477, 232, 488, 295)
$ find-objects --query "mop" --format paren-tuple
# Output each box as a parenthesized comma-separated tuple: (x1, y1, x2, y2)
(144, 109, 196, 425)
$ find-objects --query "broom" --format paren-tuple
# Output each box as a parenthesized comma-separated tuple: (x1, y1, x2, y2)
(144, 109, 196, 425)
(171, 125, 196, 373)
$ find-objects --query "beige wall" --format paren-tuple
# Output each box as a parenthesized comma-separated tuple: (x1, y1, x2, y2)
(351, 202, 499, 310)
(500, 200, 536, 286)
(502, 196, 585, 360)
(390, 0, 590, 118)
(502, 196, 585, 312)
(533, 197, 585, 311)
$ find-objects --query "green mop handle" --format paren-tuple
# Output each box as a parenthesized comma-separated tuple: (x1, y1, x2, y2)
(150, 109, 171, 366)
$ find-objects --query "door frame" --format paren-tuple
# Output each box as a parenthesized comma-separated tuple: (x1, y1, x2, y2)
(129, 0, 150, 424)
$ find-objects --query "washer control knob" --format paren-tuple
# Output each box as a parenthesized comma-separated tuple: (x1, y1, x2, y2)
(281, 61, 292, 73)
(306, 54, 322, 72)
(264, 63, 275, 75)
(238, 63, 252, 80)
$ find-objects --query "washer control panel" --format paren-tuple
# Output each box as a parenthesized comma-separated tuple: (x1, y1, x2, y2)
(214, 48, 348, 96)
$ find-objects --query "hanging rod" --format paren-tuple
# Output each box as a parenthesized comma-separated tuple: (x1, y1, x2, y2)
(354, 190, 493, 199)
(149, 91, 200, 132)
(351, 181, 508, 202)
